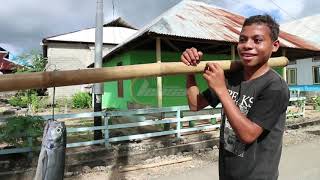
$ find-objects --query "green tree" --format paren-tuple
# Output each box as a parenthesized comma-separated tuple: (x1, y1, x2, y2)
(0, 116, 45, 147)
(9, 50, 48, 110)
(15, 49, 47, 73)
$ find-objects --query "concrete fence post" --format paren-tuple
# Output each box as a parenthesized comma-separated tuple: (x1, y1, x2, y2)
(27, 137, 33, 161)
(104, 116, 110, 147)
(176, 109, 181, 138)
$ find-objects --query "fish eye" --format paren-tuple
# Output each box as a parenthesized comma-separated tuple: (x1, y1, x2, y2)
(56, 127, 62, 133)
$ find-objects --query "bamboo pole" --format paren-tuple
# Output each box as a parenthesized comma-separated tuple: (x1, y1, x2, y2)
(0, 57, 288, 92)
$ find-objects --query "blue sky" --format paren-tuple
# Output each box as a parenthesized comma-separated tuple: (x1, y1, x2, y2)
(238, 5, 283, 22)
(0, 0, 318, 57)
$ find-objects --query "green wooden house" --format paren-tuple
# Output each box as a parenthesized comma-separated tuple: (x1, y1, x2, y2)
(103, 50, 230, 109)
(99, 0, 320, 110)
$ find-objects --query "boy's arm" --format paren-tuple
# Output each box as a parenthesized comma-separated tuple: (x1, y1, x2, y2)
(186, 74, 209, 111)
(203, 63, 263, 144)
(217, 89, 263, 144)
(181, 47, 209, 111)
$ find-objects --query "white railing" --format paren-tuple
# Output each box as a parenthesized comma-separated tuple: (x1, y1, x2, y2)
(0, 105, 221, 155)
(0, 95, 305, 156)
(287, 97, 306, 118)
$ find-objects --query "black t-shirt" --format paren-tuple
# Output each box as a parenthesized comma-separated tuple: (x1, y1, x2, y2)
(202, 69, 289, 180)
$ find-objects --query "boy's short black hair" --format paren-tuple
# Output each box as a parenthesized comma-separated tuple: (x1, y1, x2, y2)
(243, 14, 280, 41)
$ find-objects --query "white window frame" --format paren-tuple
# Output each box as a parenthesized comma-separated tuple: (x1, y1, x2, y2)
(312, 66, 320, 84)
(286, 68, 297, 85)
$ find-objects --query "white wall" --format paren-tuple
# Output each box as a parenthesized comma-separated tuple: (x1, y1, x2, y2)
(46, 42, 115, 98)
(287, 58, 320, 85)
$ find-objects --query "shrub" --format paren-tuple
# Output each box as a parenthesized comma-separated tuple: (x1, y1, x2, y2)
(8, 91, 33, 108)
(8, 96, 26, 107)
(8, 90, 47, 112)
(0, 116, 45, 147)
(311, 96, 320, 111)
(31, 95, 48, 112)
(72, 92, 92, 109)
(55, 98, 72, 112)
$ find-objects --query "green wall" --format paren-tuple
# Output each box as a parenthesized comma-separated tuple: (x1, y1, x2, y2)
(102, 53, 132, 109)
(102, 50, 285, 110)
(102, 50, 230, 109)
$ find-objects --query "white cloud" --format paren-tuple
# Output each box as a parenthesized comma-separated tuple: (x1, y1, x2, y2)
(0, 0, 318, 56)
(210, 0, 320, 23)
(0, 0, 181, 55)
(0, 43, 24, 55)
(212, 0, 306, 22)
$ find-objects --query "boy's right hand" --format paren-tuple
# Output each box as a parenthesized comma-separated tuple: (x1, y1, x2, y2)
(181, 47, 203, 66)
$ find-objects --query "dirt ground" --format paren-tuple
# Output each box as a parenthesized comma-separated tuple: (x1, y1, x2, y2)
(64, 109, 320, 180)
(1, 101, 319, 180)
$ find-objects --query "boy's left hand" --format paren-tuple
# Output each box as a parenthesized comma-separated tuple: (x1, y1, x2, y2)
(203, 63, 227, 95)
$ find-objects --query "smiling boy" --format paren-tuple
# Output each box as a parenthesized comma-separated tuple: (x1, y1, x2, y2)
(181, 14, 290, 180)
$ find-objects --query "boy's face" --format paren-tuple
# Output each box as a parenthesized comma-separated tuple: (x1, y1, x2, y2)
(237, 23, 279, 68)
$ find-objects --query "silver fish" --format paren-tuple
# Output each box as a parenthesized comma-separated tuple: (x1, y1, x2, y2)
(34, 120, 66, 180)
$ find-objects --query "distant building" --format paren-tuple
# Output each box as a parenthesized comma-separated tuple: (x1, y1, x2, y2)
(281, 14, 320, 93)
(42, 18, 138, 98)
(0, 47, 23, 74)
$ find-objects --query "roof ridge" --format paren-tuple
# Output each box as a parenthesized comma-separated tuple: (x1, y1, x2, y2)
(103, 17, 137, 30)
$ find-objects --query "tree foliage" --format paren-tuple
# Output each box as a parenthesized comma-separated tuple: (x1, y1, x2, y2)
(0, 116, 45, 147)
(15, 49, 47, 73)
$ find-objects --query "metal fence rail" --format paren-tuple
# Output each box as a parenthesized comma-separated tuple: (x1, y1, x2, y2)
(0, 96, 306, 155)
(287, 97, 306, 118)
(0, 105, 220, 155)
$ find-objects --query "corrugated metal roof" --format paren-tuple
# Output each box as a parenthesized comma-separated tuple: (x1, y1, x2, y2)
(104, 0, 320, 60)
(104, 17, 138, 30)
(0, 47, 6, 52)
(281, 14, 320, 46)
(44, 26, 137, 45)
(149, 1, 244, 42)
(0, 52, 22, 71)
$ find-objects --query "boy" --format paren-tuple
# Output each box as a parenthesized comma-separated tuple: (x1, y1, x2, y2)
(181, 14, 289, 180)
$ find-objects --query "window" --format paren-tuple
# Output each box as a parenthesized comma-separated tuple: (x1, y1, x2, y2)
(288, 60, 296, 65)
(286, 68, 297, 85)
(117, 62, 124, 97)
(312, 56, 320, 62)
(313, 66, 320, 84)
